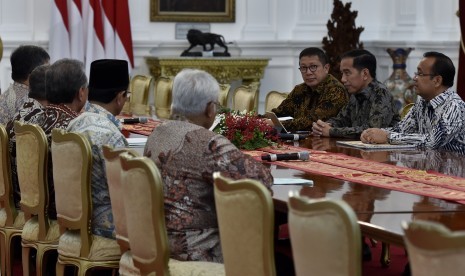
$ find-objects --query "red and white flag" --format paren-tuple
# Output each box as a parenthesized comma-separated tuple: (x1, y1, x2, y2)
(49, 0, 134, 75)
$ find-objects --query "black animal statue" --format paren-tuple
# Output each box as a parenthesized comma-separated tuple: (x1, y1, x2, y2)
(182, 29, 230, 56)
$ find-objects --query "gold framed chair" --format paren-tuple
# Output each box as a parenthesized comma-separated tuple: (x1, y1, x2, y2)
(0, 123, 25, 276)
(232, 82, 259, 112)
(265, 91, 288, 112)
(218, 83, 231, 108)
(120, 153, 225, 276)
(102, 145, 140, 276)
(287, 196, 362, 276)
(51, 129, 121, 275)
(15, 121, 60, 276)
(154, 76, 173, 119)
(400, 102, 415, 119)
(403, 220, 465, 276)
(128, 74, 153, 116)
(213, 172, 276, 276)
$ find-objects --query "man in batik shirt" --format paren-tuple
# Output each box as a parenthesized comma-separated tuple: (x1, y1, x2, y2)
(12, 59, 88, 219)
(361, 52, 465, 154)
(144, 69, 273, 263)
(6, 64, 49, 209)
(271, 47, 348, 132)
(0, 45, 49, 124)
(67, 59, 129, 239)
(312, 49, 400, 139)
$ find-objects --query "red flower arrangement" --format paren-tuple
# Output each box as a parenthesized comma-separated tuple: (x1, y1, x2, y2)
(214, 110, 279, 150)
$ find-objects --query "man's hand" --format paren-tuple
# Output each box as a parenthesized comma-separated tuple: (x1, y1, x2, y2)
(312, 120, 332, 137)
(360, 128, 389, 144)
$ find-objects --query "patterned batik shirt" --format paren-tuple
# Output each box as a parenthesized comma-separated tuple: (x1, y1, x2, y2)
(6, 98, 46, 209)
(67, 103, 128, 239)
(144, 119, 273, 263)
(384, 88, 465, 154)
(327, 80, 401, 139)
(271, 74, 348, 132)
(0, 82, 30, 125)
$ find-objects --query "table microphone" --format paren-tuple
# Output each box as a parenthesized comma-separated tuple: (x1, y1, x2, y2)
(121, 117, 149, 124)
(261, 151, 310, 162)
(278, 133, 308, 141)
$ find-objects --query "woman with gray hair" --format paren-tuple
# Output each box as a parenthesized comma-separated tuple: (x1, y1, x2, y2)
(144, 68, 273, 263)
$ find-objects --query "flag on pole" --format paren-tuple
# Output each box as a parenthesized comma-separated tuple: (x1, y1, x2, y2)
(457, 3, 465, 100)
(49, 0, 134, 75)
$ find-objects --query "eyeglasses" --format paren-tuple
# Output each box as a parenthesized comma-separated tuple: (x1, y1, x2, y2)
(413, 72, 436, 77)
(298, 65, 319, 73)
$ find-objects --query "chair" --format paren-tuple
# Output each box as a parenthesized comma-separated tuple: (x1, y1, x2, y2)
(265, 91, 288, 112)
(154, 76, 173, 119)
(213, 172, 276, 276)
(232, 82, 259, 112)
(218, 83, 231, 108)
(400, 102, 414, 119)
(15, 121, 60, 276)
(51, 129, 121, 275)
(0, 123, 25, 276)
(128, 74, 153, 116)
(102, 145, 140, 275)
(402, 220, 465, 276)
(120, 153, 225, 276)
(287, 196, 362, 276)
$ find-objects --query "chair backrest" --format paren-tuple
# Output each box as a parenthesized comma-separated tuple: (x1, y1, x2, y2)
(402, 220, 465, 276)
(129, 74, 153, 116)
(15, 121, 50, 238)
(120, 153, 170, 275)
(51, 128, 93, 256)
(287, 196, 361, 276)
(102, 145, 139, 252)
(232, 82, 259, 112)
(154, 76, 173, 119)
(218, 83, 231, 108)
(265, 91, 288, 112)
(213, 172, 276, 276)
(0, 123, 17, 226)
(400, 102, 414, 119)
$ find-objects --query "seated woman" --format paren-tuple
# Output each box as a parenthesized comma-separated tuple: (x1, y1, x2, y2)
(144, 69, 273, 263)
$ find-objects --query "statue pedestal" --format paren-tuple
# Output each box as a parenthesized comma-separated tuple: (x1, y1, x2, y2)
(180, 51, 231, 57)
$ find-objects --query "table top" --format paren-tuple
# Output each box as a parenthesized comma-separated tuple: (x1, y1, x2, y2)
(270, 136, 465, 245)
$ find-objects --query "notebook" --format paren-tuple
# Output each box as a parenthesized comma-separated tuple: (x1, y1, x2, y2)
(336, 140, 417, 150)
(126, 137, 148, 147)
(264, 112, 293, 133)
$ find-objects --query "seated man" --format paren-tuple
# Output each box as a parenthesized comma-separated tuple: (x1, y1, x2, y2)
(0, 45, 50, 124)
(144, 68, 273, 263)
(312, 49, 400, 139)
(67, 59, 130, 239)
(361, 52, 465, 154)
(271, 47, 348, 132)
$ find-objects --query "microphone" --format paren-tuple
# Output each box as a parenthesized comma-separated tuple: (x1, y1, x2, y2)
(278, 133, 308, 141)
(261, 151, 310, 162)
(121, 117, 149, 124)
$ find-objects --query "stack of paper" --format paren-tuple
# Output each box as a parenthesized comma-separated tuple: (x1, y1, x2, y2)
(126, 137, 147, 147)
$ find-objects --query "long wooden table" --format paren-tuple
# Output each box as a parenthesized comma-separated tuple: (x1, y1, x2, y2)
(269, 136, 465, 247)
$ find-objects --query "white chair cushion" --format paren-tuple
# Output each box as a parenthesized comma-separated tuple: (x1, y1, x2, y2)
(119, 250, 140, 276)
(21, 217, 60, 242)
(169, 259, 225, 276)
(58, 230, 121, 261)
(0, 209, 25, 228)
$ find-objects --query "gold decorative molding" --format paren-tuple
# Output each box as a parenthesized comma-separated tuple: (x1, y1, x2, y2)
(145, 56, 270, 84)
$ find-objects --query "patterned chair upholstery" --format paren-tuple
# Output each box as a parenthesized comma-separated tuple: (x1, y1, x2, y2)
(15, 121, 60, 276)
(102, 145, 140, 276)
(0, 123, 25, 276)
(154, 76, 173, 119)
(232, 82, 259, 112)
(120, 153, 225, 275)
(218, 83, 231, 108)
(51, 129, 121, 275)
(403, 220, 465, 276)
(265, 91, 288, 112)
(126, 74, 153, 116)
(400, 102, 415, 119)
(213, 172, 276, 276)
(287, 196, 362, 276)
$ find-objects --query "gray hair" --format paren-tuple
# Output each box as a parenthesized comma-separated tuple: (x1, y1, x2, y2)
(171, 69, 219, 116)
(46, 58, 87, 104)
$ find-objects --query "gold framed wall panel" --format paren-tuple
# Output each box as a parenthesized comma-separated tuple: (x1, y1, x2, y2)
(150, 0, 235, 22)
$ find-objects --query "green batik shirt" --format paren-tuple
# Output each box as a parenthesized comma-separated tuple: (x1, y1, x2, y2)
(327, 80, 401, 139)
(272, 74, 348, 131)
